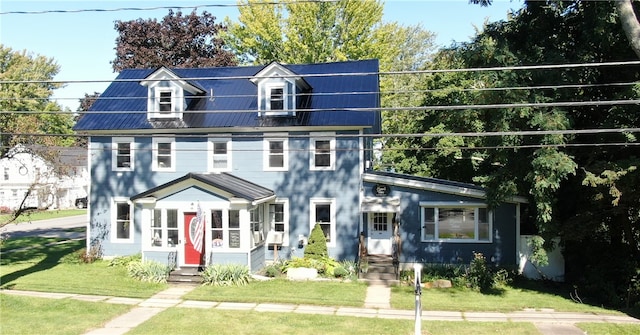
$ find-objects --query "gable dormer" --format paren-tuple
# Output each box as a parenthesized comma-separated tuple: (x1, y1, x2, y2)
(140, 67, 205, 120)
(251, 62, 311, 117)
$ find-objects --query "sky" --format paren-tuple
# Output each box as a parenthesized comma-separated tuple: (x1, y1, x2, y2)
(1, 0, 524, 111)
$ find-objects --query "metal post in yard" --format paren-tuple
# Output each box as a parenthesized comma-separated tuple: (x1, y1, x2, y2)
(414, 263, 422, 335)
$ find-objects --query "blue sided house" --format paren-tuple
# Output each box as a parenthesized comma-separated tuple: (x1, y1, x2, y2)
(74, 59, 527, 273)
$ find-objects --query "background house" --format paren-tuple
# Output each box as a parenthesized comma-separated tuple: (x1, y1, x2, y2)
(0, 146, 88, 211)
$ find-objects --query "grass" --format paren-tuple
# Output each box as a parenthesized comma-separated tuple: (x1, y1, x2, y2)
(391, 284, 622, 314)
(127, 308, 540, 335)
(577, 322, 640, 335)
(184, 278, 368, 306)
(1, 238, 168, 298)
(1, 294, 132, 335)
(0, 208, 86, 224)
(2, 235, 639, 335)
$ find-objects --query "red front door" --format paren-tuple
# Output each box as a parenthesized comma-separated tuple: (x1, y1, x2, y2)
(184, 212, 205, 266)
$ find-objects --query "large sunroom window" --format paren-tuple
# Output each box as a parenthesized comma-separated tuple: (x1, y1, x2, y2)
(420, 203, 491, 242)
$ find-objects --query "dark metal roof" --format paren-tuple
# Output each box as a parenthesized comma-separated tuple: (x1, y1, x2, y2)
(74, 60, 380, 132)
(130, 172, 275, 202)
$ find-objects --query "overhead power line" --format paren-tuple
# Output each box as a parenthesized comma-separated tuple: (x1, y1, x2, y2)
(2, 60, 640, 85)
(0, 0, 338, 15)
(3, 98, 639, 115)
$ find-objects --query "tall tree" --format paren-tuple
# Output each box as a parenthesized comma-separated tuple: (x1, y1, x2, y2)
(0, 46, 76, 226)
(0, 45, 75, 159)
(112, 9, 237, 71)
(224, 0, 386, 64)
(386, 1, 640, 306)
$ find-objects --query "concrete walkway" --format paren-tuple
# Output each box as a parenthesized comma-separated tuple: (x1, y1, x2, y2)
(2, 284, 639, 335)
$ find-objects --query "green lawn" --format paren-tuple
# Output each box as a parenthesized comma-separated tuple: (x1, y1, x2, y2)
(0, 209, 86, 225)
(128, 308, 540, 335)
(184, 278, 368, 307)
(1, 294, 132, 335)
(1, 238, 167, 298)
(391, 284, 621, 314)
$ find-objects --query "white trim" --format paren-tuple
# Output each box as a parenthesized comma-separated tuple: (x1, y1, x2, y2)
(152, 137, 175, 172)
(208, 136, 232, 172)
(310, 197, 336, 248)
(111, 137, 134, 172)
(263, 136, 288, 171)
(365, 173, 528, 204)
(310, 133, 336, 171)
(111, 197, 133, 243)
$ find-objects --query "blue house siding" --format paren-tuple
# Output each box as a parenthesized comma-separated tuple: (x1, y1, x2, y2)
(362, 173, 522, 266)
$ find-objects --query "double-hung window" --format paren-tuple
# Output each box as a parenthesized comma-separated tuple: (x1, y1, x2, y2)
(152, 137, 175, 171)
(269, 199, 289, 246)
(310, 134, 335, 170)
(208, 137, 231, 172)
(112, 198, 133, 243)
(264, 136, 288, 171)
(420, 203, 491, 242)
(269, 87, 284, 110)
(151, 209, 178, 247)
(112, 137, 134, 171)
(310, 198, 336, 247)
(251, 204, 265, 247)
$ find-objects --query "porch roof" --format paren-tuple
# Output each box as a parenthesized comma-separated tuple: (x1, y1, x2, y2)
(130, 172, 275, 204)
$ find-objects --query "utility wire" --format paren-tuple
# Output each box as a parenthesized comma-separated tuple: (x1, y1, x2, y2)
(0, 0, 339, 15)
(5, 80, 639, 104)
(3, 60, 640, 85)
(3, 99, 639, 115)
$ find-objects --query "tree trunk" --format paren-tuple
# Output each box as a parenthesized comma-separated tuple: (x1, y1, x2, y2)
(616, 0, 640, 58)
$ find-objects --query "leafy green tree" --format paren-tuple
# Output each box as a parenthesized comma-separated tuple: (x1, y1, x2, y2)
(112, 9, 237, 71)
(0, 45, 75, 158)
(385, 1, 640, 306)
(0, 45, 76, 226)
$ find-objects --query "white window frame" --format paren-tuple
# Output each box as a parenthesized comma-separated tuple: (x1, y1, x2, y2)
(310, 133, 336, 171)
(419, 202, 492, 243)
(260, 81, 295, 116)
(112, 137, 134, 172)
(269, 199, 290, 247)
(151, 86, 182, 117)
(152, 137, 175, 172)
(111, 197, 133, 243)
(150, 208, 179, 249)
(310, 198, 336, 248)
(263, 136, 288, 171)
(208, 137, 232, 172)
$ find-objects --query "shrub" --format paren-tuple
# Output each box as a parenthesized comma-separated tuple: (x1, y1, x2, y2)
(61, 242, 102, 264)
(304, 223, 328, 259)
(202, 264, 251, 286)
(109, 253, 141, 267)
(333, 266, 349, 278)
(127, 260, 170, 283)
(263, 263, 282, 278)
(466, 252, 494, 292)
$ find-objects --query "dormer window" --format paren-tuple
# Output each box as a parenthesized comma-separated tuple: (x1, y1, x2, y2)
(251, 62, 310, 117)
(140, 67, 205, 121)
(270, 87, 284, 110)
(158, 91, 172, 112)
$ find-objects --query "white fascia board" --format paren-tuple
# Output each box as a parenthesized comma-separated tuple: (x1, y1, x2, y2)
(363, 173, 528, 204)
(140, 67, 204, 95)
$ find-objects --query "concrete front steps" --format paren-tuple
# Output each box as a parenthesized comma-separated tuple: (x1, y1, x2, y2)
(168, 266, 203, 284)
(360, 254, 400, 286)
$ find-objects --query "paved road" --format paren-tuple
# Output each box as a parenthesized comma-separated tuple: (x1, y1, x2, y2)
(1, 214, 87, 239)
